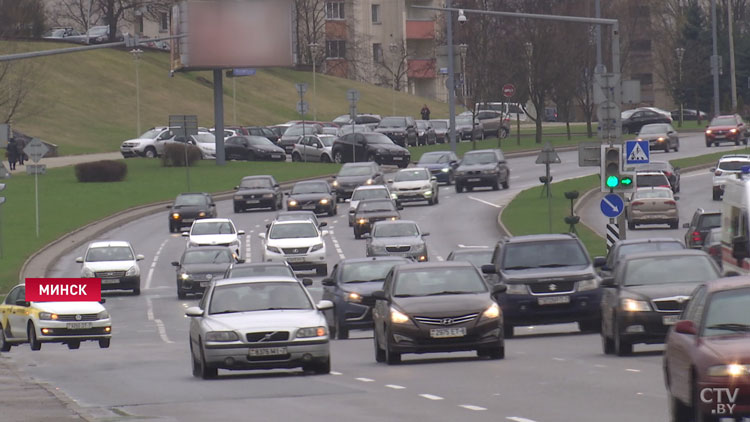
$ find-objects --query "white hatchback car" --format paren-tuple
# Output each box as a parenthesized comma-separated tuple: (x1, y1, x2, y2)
(77, 241, 144, 295)
(388, 167, 439, 205)
(184, 218, 244, 257)
(259, 220, 328, 276)
(712, 154, 750, 200)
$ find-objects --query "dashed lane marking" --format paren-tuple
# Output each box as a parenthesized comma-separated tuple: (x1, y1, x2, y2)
(330, 371, 343, 375)
(419, 394, 444, 401)
(552, 357, 566, 361)
(329, 230, 346, 260)
(145, 296, 174, 344)
(507, 417, 537, 422)
(626, 368, 641, 373)
(355, 377, 374, 382)
(145, 238, 169, 290)
(385, 384, 406, 390)
(459, 405, 487, 411)
(468, 196, 503, 208)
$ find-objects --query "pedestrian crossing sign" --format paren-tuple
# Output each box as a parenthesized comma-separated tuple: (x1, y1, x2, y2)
(625, 140, 650, 164)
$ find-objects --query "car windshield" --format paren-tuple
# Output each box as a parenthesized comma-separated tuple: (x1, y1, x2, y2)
(710, 117, 738, 126)
(339, 125, 369, 135)
(292, 182, 328, 194)
(431, 121, 448, 129)
(339, 166, 374, 177)
(269, 222, 318, 239)
(139, 128, 163, 139)
(373, 223, 419, 237)
(319, 136, 335, 146)
(394, 169, 429, 182)
(192, 133, 215, 144)
(174, 194, 209, 206)
(341, 261, 405, 283)
(86, 246, 134, 262)
(450, 251, 493, 267)
(633, 189, 673, 199)
(333, 115, 350, 123)
(621, 109, 637, 119)
(462, 152, 497, 165)
(616, 242, 684, 261)
(623, 255, 718, 286)
(699, 214, 722, 229)
(418, 153, 448, 164)
(240, 178, 273, 189)
(88, 26, 107, 36)
(416, 121, 429, 130)
(456, 116, 473, 125)
(393, 267, 487, 297)
(248, 137, 275, 146)
(352, 189, 389, 201)
(379, 117, 406, 127)
(718, 160, 750, 171)
(285, 125, 319, 136)
(364, 134, 394, 144)
(639, 124, 669, 134)
(703, 288, 750, 337)
(637, 174, 669, 187)
(503, 240, 589, 269)
(192, 222, 235, 235)
(357, 200, 395, 213)
(641, 162, 670, 172)
(275, 212, 317, 223)
(182, 249, 233, 264)
(228, 265, 294, 278)
(209, 282, 312, 314)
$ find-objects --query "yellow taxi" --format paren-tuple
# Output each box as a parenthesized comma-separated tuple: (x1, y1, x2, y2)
(0, 284, 112, 351)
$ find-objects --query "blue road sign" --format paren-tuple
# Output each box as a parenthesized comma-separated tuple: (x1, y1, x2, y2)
(232, 68, 256, 77)
(600, 193, 625, 218)
(625, 140, 650, 165)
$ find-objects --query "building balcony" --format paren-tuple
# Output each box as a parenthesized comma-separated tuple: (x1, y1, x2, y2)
(408, 58, 436, 79)
(406, 20, 435, 40)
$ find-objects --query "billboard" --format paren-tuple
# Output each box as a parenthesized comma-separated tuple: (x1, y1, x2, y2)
(171, 0, 295, 71)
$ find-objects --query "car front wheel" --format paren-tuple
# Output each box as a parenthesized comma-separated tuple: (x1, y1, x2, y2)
(0, 326, 12, 352)
(28, 323, 41, 351)
(374, 329, 386, 363)
(334, 151, 344, 164)
(98, 338, 110, 348)
(199, 340, 218, 379)
(384, 328, 401, 365)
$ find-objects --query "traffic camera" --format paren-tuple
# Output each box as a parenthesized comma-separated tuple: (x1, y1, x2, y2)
(600, 145, 634, 193)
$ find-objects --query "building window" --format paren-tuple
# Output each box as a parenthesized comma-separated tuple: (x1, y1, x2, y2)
(631, 39, 651, 52)
(373, 43, 383, 63)
(634, 73, 653, 85)
(136, 15, 144, 34)
(371, 4, 380, 23)
(159, 12, 168, 32)
(326, 2, 345, 20)
(326, 40, 346, 58)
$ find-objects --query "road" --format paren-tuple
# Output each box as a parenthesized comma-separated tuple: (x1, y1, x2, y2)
(4, 133, 738, 422)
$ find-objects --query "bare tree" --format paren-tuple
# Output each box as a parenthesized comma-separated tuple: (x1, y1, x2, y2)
(95, 0, 171, 42)
(49, 0, 101, 31)
(374, 40, 412, 91)
(0, 0, 47, 38)
(294, 0, 327, 66)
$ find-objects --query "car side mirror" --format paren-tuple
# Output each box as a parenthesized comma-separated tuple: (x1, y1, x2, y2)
(430, 176, 437, 182)
(75, 257, 83, 263)
(387, 179, 394, 183)
(185, 306, 204, 317)
(181, 232, 189, 237)
(397, 204, 404, 210)
(274, 184, 280, 188)
(284, 192, 290, 195)
(171, 261, 180, 267)
(371, 290, 387, 301)
(601, 277, 616, 287)
(136, 254, 145, 261)
(492, 284, 508, 295)
(15, 299, 30, 307)
(481, 264, 496, 274)
(683, 223, 690, 228)
(99, 298, 106, 304)
(234, 186, 240, 190)
(449, 160, 457, 166)
(362, 233, 371, 239)
(674, 320, 697, 335)
(258, 233, 266, 239)
(166, 205, 172, 209)
(593, 256, 606, 267)
(317, 300, 334, 311)
(302, 278, 313, 287)
(421, 232, 430, 236)
(238, 230, 245, 235)
(322, 278, 335, 286)
(732, 235, 749, 261)
(319, 222, 328, 228)
(710, 167, 716, 172)
(674, 196, 680, 201)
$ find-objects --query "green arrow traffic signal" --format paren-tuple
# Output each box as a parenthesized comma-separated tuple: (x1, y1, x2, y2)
(621, 176, 633, 186)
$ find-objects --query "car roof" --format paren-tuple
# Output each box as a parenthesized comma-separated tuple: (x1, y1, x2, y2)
(695, 208, 721, 215)
(613, 237, 683, 247)
(183, 246, 233, 253)
(271, 219, 316, 226)
(342, 162, 375, 167)
(464, 148, 498, 154)
(620, 249, 711, 261)
(193, 218, 233, 223)
(277, 210, 316, 216)
(241, 175, 273, 181)
(395, 261, 477, 272)
(339, 256, 411, 265)
(421, 151, 452, 156)
(353, 185, 388, 191)
(701, 276, 750, 293)
(373, 219, 417, 226)
(504, 233, 578, 243)
(177, 192, 210, 196)
(213, 276, 301, 287)
(450, 248, 492, 254)
(395, 167, 428, 173)
(230, 262, 290, 268)
(719, 154, 750, 161)
(294, 179, 328, 185)
(88, 240, 132, 248)
(636, 171, 668, 175)
(634, 186, 673, 192)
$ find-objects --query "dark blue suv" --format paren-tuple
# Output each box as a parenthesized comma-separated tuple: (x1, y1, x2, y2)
(322, 257, 410, 339)
(481, 234, 602, 338)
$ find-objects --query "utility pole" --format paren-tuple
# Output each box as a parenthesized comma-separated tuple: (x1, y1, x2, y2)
(446, 0, 457, 153)
(711, 0, 721, 117)
(728, 5, 738, 112)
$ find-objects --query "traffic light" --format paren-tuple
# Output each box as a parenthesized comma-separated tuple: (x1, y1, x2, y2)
(600, 145, 635, 192)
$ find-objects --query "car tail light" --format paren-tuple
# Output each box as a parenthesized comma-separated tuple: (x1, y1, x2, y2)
(692, 231, 702, 243)
(660, 184, 671, 188)
(631, 201, 644, 206)
(665, 200, 676, 206)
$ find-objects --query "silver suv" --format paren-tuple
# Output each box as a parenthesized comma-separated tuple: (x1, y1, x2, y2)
(120, 127, 177, 158)
(711, 154, 750, 200)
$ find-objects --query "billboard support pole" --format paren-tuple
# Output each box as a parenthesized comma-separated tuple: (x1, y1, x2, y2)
(213, 69, 226, 166)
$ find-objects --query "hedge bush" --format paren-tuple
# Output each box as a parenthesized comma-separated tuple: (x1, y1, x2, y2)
(161, 144, 202, 167)
(74, 160, 128, 182)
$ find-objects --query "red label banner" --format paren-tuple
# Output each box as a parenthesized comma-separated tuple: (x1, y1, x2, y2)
(25, 278, 102, 302)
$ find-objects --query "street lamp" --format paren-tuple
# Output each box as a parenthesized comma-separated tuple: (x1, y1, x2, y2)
(458, 43, 468, 103)
(130, 48, 143, 137)
(309, 42, 322, 121)
(675, 47, 685, 128)
(389, 42, 399, 116)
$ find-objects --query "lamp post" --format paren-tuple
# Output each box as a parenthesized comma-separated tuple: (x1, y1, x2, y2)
(675, 47, 685, 128)
(130, 48, 143, 137)
(309, 43, 321, 121)
(458, 43, 468, 105)
(389, 42, 399, 116)
(523, 42, 533, 146)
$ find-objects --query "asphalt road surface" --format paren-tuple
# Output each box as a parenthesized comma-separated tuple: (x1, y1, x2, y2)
(5, 134, 739, 422)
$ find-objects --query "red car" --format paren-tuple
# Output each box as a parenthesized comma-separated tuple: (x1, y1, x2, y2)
(705, 114, 749, 147)
(664, 277, 750, 422)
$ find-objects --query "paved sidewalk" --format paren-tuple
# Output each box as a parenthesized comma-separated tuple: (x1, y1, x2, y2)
(7, 152, 122, 174)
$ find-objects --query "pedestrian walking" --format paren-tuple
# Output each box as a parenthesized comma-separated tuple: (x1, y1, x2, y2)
(6, 138, 17, 170)
(15, 137, 25, 165)
(420, 104, 431, 120)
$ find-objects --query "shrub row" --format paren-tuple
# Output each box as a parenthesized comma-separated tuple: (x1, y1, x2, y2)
(74, 160, 128, 182)
(161, 144, 202, 167)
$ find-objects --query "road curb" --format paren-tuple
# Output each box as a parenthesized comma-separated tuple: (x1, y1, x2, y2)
(496, 198, 515, 237)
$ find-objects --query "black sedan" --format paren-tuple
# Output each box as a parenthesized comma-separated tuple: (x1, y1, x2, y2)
(454, 149, 510, 193)
(286, 180, 338, 216)
(621, 108, 672, 134)
(446, 247, 493, 269)
(352, 199, 402, 239)
(223, 262, 312, 286)
(225, 135, 286, 161)
(374, 116, 418, 147)
(416, 120, 437, 146)
(321, 257, 410, 339)
(171, 247, 241, 299)
(233, 175, 283, 212)
(168, 192, 217, 233)
(331, 132, 410, 168)
(638, 161, 681, 193)
(372, 262, 507, 364)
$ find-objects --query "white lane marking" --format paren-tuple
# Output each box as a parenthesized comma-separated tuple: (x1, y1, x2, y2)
(355, 377, 374, 382)
(330, 371, 342, 375)
(254, 224, 260, 228)
(245, 233, 252, 259)
(594, 364, 607, 368)
(459, 405, 487, 411)
(145, 296, 174, 344)
(329, 230, 346, 260)
(145, 239, 169, 290)
(552, 357, 566, 361)
(626, 368, 641, 373)
(682, 172, 710, 179)
(510, 176, 521, 180)
(507, 417, 537, 422)
(468, 196, 502, 208)
(419, 394, 444, 401)
(385, 384, 406, 390)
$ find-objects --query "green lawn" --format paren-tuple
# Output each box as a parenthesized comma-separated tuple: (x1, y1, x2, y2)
(671, 146, 750, 169)
(0, 159, 340, 292)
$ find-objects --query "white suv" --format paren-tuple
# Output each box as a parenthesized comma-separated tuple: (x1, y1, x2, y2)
(120, 127, 176, 158)
(712, 154, 750, 200)
(183, 218, 244, 257)
(77, 241, 144, 295)
(259, 220, 328, 276)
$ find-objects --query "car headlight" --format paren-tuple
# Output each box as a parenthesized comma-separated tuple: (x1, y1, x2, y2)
(708, 364, 750, 377)
(82, 267, 95, 278)
(482, 303, 501, 319)
(456, 171, 466, 176)
(266, 245, 282, 254)
(39, 312, 59, 320)
(370, 244, 386, 252)
(365, 178, 373, 185)
(346, 292, 362, 303)
(198, 211, 207, 217)
(310, 243, 324, 252)
(505, 284, 528, 295)
(171, 213, 181, 220)
(319, 198, 329, 205)
(233, 195, 242, 200)
(483, 169, 498, 175)
(706, 129, 713, 134)
(96, 310, 110, 320)
(621, 298, 651, 312)
(296, 326, 327, 338)
(730, 128, 738, 134)
(332, 180, 339, 187)
(205, 331, 239, 342)
(391, 193, 398, 199)
(657, 137, 665, 141)
(288, 200, 298, 207)
(126, 266, 138, 276)
(390, 216, 398, 221)
(390, 307, 410, 324)
(441, 168, 450, 173)
(577, 278, 599, 291)
(358, 218, 368, 225)
(263, 193, 274, 198)
(180, 272, 190, 280)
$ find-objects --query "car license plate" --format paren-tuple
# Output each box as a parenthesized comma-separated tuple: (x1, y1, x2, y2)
(101, 279, 119, 285)
(662, 315, 680, 325)
(182, 218, 194, 223)
(393, 156, 403, 160)
(287, 257, 305, 263)
(246, 199, 260, 204)
(200, 282, 210, 287)
(538, 295, 571, 305)
(271, 154, 282, 159)
(430, 327, 466, 338)
(302, 204, 316, 210)
(248, 347, 288, 357)
(66, 322, 92, 330)
(467, 178, 481, 182)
